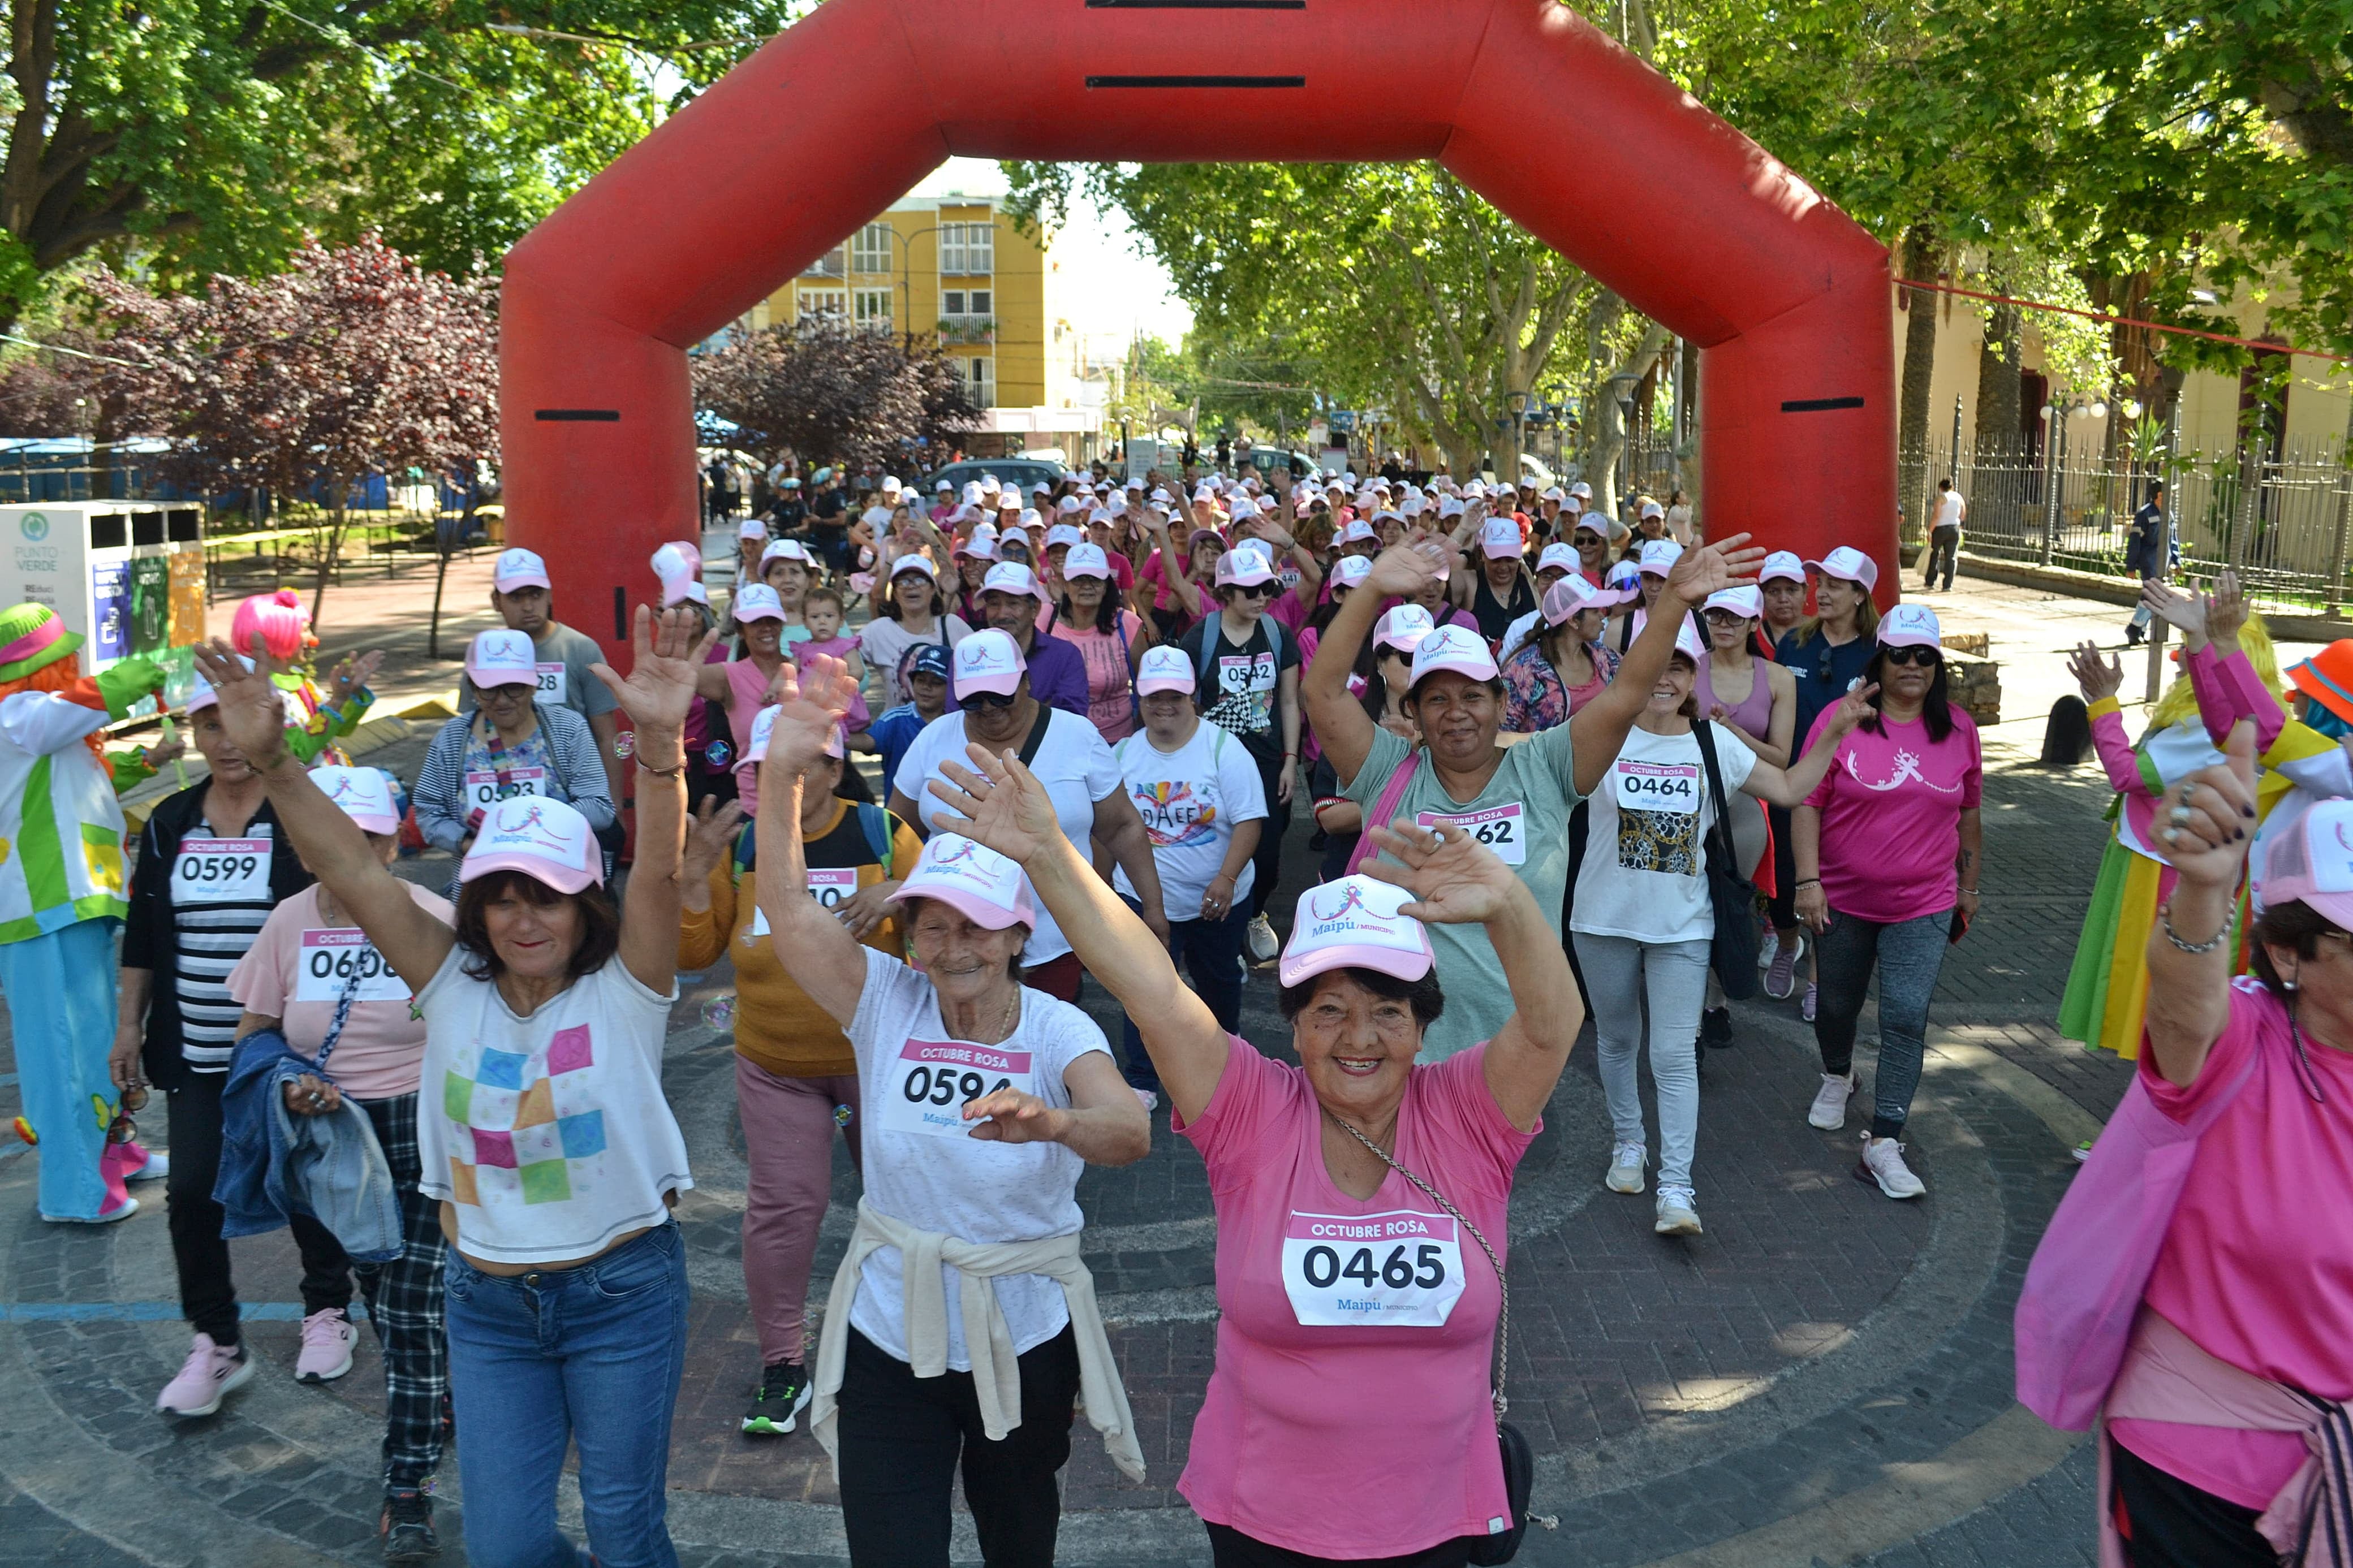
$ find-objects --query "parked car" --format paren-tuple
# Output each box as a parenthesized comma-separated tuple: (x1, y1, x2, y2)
(923, 456, 1072, 502)
(1240, 445, 1315, 479)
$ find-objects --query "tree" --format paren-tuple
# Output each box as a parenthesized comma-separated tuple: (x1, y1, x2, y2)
(0, 0, 800, 329)
(692, 318, 980, 469)
(84, 234, 498, 630)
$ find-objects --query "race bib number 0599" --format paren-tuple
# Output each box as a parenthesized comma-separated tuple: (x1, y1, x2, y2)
(1613, 761, 1700, 815)
(294, 929, 412, 1003)
(173, 838, 269, 903)
(878, 1038, 1032, 1139)
(1416, 802, 1527, 865)
(1282, 1210, 1466, 1327)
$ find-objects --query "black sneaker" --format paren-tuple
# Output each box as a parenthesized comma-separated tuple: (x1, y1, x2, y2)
(744, 1359, 813, 1436)
(1700, 1007, 1734, 1048)
(380, 1491, 437, 1563)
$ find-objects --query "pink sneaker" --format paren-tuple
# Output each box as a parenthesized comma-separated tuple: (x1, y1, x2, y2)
(157, 1334, 254, 1417)
(296, 1309, 355, 1383)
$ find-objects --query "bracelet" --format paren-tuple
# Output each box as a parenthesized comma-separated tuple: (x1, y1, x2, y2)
(1795, 878, 1821, 889)
(1957, 887, 1981, 899)
(635, 759, 685, 779)
(2158, 902, 2228, 954)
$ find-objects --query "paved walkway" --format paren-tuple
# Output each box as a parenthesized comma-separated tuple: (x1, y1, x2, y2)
(0, 560, 2237, 1566)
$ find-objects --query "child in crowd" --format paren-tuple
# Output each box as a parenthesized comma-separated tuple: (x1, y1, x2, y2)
(793, 587, 870, 741)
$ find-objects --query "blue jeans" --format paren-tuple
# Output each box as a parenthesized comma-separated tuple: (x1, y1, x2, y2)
(1118, 898, 1248, 1093)
(1812, 908, 1952, 1141)
(444, 1221, 689, 1568)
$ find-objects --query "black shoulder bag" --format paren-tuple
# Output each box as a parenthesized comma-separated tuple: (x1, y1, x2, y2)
(1327, 1115, 1557, 1563)
(1692, 722, 1761, 1000)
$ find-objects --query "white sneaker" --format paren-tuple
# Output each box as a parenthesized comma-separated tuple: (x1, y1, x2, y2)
(1605, 1142, 1647, 1194)
(127, 1151, 169, 1182)
(1808, 1071, 1858, 1130)
(1654, 1186, 1703, 1236)
(1244, 913, 1279, 966)
(1857, 1134, 1927, 1199)
(1756, 929, 1779, 970)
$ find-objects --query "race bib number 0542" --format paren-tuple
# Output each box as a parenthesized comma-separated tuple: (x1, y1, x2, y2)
(294, 929, 412, 1003)
(1416, 802, 1527, 865)
(173, 838, 269, 904)
(1613, 761, 1700, 815)
(878, 1038, 1033, 1139)
(1282, 1210, 1466, 1327)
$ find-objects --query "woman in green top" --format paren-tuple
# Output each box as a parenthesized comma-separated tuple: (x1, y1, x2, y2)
(1303, 533, 1761, 1059)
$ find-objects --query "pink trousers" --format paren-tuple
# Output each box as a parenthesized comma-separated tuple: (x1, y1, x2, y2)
(735, 1055, 861, 1366)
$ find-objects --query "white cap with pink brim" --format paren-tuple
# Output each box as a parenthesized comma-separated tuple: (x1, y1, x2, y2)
(1278, 875, 1435, 987)
(461, 795, 601, 895)
(886, 834, 1037, 931)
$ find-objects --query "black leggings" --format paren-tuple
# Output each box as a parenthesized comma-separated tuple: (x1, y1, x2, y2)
(166, 1071, 351, 1345)
(2109, 1433, 2275, 1568)
(1250, 748, 1294, 919)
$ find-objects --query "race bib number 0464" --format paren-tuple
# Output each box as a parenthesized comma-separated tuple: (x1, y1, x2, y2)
(1614, 761, 1700, 815)
(877, 1038, 1033, 1139)
(173, 838, 269, 904)
(1416, 802, 1527, 865)
(294, 929, 412, 1003)
(1282, 1210, 1466, 1328)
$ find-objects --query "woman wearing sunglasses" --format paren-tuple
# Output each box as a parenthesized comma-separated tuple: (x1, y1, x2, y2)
(1792, 603, 1983, 1198)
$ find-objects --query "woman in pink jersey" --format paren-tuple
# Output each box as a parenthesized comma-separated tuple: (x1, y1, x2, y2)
(924, 745, 1582, 1567)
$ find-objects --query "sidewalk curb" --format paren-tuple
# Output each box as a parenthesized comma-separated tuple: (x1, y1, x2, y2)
(1959, 552, 2353, 643)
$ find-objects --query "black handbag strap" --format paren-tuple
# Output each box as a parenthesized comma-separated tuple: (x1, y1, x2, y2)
(1015, 701, 1055, 770)
(1691, 721, 1743, 879)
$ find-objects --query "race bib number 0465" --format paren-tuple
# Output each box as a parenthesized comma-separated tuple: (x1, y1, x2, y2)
(1282, 1210, 1466, 1327)
(877, 1038, 1033, 1139)
(1613, 761, 1700, 815)
(1416, 802, 1527, 865)
(173, 838, 269, 904)
(294, 929, 412, 1003)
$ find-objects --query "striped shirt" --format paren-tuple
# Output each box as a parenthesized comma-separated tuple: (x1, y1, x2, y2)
(171, 817, 275, 1070)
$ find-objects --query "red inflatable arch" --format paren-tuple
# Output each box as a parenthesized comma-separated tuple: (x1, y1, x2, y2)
(501, 0, 1895, 658)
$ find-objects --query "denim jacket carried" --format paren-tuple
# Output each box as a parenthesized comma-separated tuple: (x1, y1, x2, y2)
(214, 1029, 403, 1262)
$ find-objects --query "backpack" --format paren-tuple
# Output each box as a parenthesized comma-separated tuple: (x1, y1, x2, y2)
(730, 802, 895, 883)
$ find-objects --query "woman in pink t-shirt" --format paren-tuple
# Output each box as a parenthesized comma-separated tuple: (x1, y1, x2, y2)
(1793, 603, 1982, 1200)
(1047, 543, 1154, 742)
(925, 745, 1582, 1566)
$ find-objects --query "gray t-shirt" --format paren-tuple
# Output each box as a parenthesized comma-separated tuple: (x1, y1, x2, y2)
(459, 623, 618, 720)
(1341, 722, 1582, 1061)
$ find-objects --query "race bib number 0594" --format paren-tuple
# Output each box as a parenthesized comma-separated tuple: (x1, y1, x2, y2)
(173, 838, 269, 903)
(1282, 1210, 1466, 1327)
(1416, 802, 1527, 865)
(1613, 761, 1700, 815)
(294, 929, 412, 1003)
(877, 1038, 1033, 1139)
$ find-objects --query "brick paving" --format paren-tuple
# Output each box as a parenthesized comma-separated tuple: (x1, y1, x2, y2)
(0, 558, 2199, 1565)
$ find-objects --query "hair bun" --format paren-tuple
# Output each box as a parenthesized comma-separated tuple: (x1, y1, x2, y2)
(273, 588, 301, 607)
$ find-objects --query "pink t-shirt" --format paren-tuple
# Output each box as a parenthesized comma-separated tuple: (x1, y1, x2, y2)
(1802, 708, 1982, 923)
(2111, 980, 2353, 1509)
(1049, 612, 1144, 743)
(1172, 1040, 1535, 1558)
(226, 883, 455, 1100)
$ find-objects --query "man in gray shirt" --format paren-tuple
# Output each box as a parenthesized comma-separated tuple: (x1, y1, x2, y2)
(460, 548, 625, 810)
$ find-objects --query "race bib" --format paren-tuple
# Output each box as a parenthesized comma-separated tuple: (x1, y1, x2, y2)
(877, 1038, 1033, 1139)
(1416, 802, 1527, 865)
(745, 868, 860, 940)
(173, 838, 269, 904)
(1282, 1210, 1466, 1328)
(464, 767, 547, 815)
(535, 662, 567, 705)
(1614, 760, 1700, 815)
(293, 929, 412, 1003)
(1216, 652, 1273, 696)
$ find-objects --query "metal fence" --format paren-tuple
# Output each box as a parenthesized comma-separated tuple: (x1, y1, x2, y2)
(1927, 435, 2353, 614)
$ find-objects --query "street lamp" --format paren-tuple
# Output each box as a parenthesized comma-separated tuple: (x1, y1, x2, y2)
(1506, 388, 1529, 480)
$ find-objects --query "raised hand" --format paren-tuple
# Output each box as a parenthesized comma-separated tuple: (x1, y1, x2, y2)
(1366, 538, 1446, 598)
(759, 653, 857, 779)
(589, 604, 720, 738)
(1356, 820, 1516, 925)
(328, 649, 383, 701)
(925, 744, 1063, 864)
(2140, 580, 2206, 646)
(1824, 681, 1882, 737)
(681, 796, 746, 888)
(2070, 642, 2123, 703)
(190, 639, 291, 767)
(2160, 719, 2258, 888)
(2204, 570, 2248, 650)
(1664, 532, 1766, 606)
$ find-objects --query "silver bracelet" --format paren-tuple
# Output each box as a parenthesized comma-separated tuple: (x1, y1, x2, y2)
(2158, 902, 2228, 954)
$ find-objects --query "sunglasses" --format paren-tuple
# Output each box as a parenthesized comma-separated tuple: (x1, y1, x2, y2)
(962, 688, 1019, 711)
(1701, 609, 1749, 625)
(1234, 581, 1277, 598)
(1881, 645, 1941, 667)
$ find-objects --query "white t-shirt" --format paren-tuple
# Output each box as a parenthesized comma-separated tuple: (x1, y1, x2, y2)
(893, 708, 1121, 965)
(1572, 722, 1756, 945)
(1933, 490, 1965, 530)
(415, 947, 691, 1265)
(859, 613, 972, 709)
(1110, 720, 1268, 921)
(847, 949, 1111, 1368)
(1496, 607, 1543, 666)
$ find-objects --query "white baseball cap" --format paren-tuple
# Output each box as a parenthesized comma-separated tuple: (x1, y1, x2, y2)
(1062, 543, 1113, 580)
(979, 474, 1002, 493)
(1536, 543, 1580, 576)
(1639, 499, 1665, 520)
(1339, 519, 1378, 545)
(953, 530, 998, 562)
(186, 653, 262, 715)
(936, 478, 954, 491)
(1329, 555, 1374, 590)
(1570, 481, 1593, 499)
(1409, 623, 1501, 686)
(1606, 560, 1643, 591)
(1437, 496, 1467, 520)
(1542, 576, 1623, 625)
(732, 582, 786, 623)
(461, 794, 600, 896)
(494, 548, 551, 593)
(313, 766, 402, 835)
(980, 562, 1041, 600)
(1134, 645, 1196, 697)
(880, 476, 902, 495)
(1479, 518, 1523, 559)
(1806, 545, 1880, 592)
(951, 628, 1026, 699)
(889, 554, 938, 581)
(744, 704, 780, 764)
(2263, 800, 2353, 927)
(466, 628, 539, 689)
(887, 833, 1036, 931)
(739, 517, 768, 540)
(1540, 486, 1565, 502)
(1759, 550, 1807, 585)
(1638, 540, 1684, 577)
(1373, 604, 1437, 655)
(1215, 548, 1278, 588)
(1672, 619, 1709, 663)
(1279, 875, 1434, 987)
(1877, 601, 1943, 650)
(1703, 585, 1763, 619)
(1045, 524, 1084, 550)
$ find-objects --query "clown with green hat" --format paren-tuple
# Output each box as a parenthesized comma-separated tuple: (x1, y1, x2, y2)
(0, 602, 173, 1221)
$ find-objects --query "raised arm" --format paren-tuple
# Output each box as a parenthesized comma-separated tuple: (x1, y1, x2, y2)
(1306, 540, 1440, 786)
(756, 656, 870, 1026)
(589, 604, 717, 994)
(1572, 533, 1765, 796)
(2141, 721, 2257, 1086)
(189, 640, 453, 993)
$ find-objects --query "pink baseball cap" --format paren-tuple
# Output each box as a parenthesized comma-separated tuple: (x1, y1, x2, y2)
(1637, 539, 1684, 577)
(313, 765, 402, 835)
(1409, 624, 1500, 686)
(1703, 585, 1763, 619)
(1877, 602, 1942, 649)
(1478, 518, 1523, 559)
(1671, 619, 1708, 663)
(1045, 523, 1085, 550)
(953, 530, 998, 563)
(889, 554, 938, 582)
(886, 833, 1037, 931)
(980, 562, 1041, 600)
(1373, 604, 1437, 655)
(951, 628, 1026, 699)
(1759, 550, 1807, 585)
(1062, 543, 1113, 580)
(1536, 543, 1580, 576)
(1542, 576, 1620, 626)
(761, 538, 813, 569)
(493, 548, 551, 593)
(1805, 545, 1879, 592)
(732, 583, 786, 623)
(461, 794, 601, 895)
(1339, 519, 1378, 545)
(1215, 548, 1278, 589)
(1134, 645, 1196, 697)
(466, 628, 539, 689)
(2265, 801, 2353, 927)
(1278, 875, 1435, 987)
(738, 517, 768, 541)
(1329, 555, 1373, 591)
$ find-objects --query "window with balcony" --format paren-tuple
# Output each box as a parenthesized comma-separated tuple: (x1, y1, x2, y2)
(854, 288, 894, 331)
(798, 288, 847, 319)
(939, 220, 995, 277)
(850, 223, 893, 274)
(955, 355, 996, 407)
(800, 246, 846, 280)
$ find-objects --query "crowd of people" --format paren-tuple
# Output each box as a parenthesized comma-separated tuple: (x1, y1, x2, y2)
(0, 451, 2334, 1568)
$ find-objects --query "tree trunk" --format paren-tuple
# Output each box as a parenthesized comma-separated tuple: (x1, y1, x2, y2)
(1897, 224, 1944, 545)
(312, 496, 348, 630)
(429, 496, 476, 660)
(1972, 296, 2022, 453)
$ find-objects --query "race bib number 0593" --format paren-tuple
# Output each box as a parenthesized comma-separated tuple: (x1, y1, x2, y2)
(878, 1038, 1033, 1139)
(463, 767, 546, 814)
(294, 929, 412, 1003)
(1416, 802, 1527, 865)
(1282, 1210, 1466, 1328)
(173, 838, 269, 904)
(1613, 761, 1700, 815)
